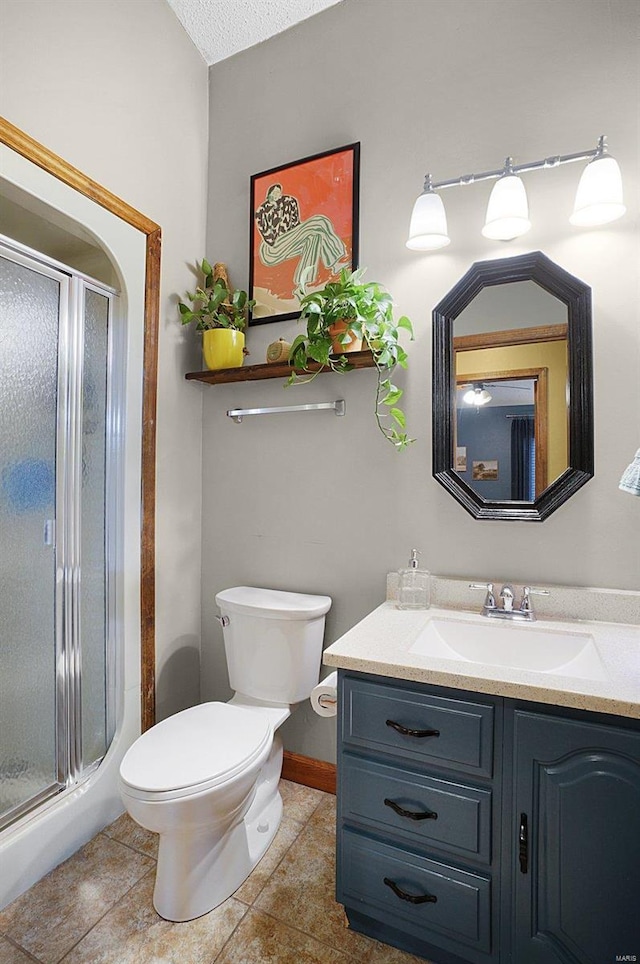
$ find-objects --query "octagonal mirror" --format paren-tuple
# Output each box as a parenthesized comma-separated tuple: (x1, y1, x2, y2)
(433, 252, 593, 521)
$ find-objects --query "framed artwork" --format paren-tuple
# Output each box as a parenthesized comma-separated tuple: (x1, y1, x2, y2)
(249, 143, 360, 325)
(473, 460, 499, 481)
(455, 446, 467, 472)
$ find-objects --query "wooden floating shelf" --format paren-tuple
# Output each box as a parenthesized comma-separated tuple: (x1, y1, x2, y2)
(185, 350, 376, 385)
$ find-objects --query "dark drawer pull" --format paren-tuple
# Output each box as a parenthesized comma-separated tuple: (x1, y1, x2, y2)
(384, 798, 438, 821)
(519, 812, 528, 874)
(384, 876, 438, 904)
(386, 719, 440, 738)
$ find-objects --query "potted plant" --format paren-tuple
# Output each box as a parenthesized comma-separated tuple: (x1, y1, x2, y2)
(287, 268, 415, 450)
(178, 260, 255, 371)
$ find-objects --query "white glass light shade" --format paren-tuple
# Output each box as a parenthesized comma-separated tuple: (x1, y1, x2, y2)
(406, 191, 450, 250)
(570, 154, 626, 226)
(482, 174, 531, 241)
(463, 387, 492, 406)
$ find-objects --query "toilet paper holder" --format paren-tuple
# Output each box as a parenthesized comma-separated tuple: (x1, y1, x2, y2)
(318, 694, 336, 708)
(310, 671, 338, 718)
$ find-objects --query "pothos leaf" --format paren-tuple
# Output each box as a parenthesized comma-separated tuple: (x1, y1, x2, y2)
(396, 315, 414, 337)
(382, 388, 403, 406)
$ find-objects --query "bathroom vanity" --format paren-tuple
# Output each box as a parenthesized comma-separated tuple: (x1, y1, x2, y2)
(323, 602, 640, 964)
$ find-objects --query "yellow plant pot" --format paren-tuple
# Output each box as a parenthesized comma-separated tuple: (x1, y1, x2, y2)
(202, 329, 245, 371)
(329, 319, 363, 354)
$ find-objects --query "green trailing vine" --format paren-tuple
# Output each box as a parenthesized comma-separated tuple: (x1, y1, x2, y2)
(287, 268, 415, 450)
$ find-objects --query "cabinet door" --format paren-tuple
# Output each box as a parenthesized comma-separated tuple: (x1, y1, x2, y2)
(513, 711, 640, 964)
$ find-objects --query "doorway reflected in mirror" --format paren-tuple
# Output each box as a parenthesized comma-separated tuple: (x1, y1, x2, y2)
(453, 285, 569, 502)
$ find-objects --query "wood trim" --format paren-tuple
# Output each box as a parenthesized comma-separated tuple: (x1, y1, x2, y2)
(453, 323, 567, 352)
(455, 366, 549, 497)
(140, 229, 161, 731)
(533, 368, 549, 497)
(185, 349, 376, 385)
(282, 751, 336, 795)
(457, 366, 546, 385)
(0, 117, 160, 236)
(1, 117, 160, 731)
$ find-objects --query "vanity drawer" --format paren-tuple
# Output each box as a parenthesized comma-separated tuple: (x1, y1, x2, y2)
(341, 753, 492, 864)
(342, 676, 494, 777)
(340, 829, 492, 955)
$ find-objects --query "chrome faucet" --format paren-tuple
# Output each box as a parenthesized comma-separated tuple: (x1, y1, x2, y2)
(469, 583, 549, 621)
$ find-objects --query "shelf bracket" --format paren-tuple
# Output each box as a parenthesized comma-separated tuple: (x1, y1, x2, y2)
(227, 399, 346, 423)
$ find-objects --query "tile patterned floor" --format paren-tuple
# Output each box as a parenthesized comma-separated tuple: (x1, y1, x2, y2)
(0, 781, 426, 964)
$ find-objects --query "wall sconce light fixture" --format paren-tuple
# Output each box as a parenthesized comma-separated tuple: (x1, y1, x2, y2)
(406, 175, 450, 250)
(407, 135, 625, 251)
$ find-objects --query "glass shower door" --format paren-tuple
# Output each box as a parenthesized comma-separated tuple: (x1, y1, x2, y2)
(80, 287, 110, 767)
(0, 251, 65, 824)
(0, 238, 117, 832)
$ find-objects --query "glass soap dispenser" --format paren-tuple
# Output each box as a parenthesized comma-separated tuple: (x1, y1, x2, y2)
(397, 549, 430, 610)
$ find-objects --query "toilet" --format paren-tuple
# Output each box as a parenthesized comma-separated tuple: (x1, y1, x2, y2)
(118, 586, 331, 922)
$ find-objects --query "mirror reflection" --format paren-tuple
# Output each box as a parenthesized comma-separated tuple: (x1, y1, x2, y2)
(453, 281, 568, 502)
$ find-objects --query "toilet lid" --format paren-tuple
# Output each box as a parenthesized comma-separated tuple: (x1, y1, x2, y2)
(215, 586, 332, 620)
(119, 702, 272, 795)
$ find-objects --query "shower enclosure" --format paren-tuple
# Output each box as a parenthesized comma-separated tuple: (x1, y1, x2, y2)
(0, 237, 118, 831)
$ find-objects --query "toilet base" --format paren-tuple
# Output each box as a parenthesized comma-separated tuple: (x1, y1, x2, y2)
(153, 735, 284, 922)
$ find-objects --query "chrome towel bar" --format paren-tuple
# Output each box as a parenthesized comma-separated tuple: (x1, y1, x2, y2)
(227, 399, 346, 423)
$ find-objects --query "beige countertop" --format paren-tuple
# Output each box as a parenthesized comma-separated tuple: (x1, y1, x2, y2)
(323, 602, 640, 719)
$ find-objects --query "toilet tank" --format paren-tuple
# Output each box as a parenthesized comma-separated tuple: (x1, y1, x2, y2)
(215, 587, 332, 705)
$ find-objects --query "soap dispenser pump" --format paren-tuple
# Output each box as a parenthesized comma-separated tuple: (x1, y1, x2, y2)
(397, 549, 430, 610)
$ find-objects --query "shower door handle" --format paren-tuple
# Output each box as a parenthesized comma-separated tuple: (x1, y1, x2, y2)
(44, 519, 56, 547)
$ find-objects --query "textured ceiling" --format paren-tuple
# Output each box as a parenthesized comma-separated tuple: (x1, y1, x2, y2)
(165, 0, 344, 65)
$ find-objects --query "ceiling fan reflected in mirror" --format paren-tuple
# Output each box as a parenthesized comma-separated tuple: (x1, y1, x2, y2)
(462, 383, 492, 406)
(459, 380, 534, 409)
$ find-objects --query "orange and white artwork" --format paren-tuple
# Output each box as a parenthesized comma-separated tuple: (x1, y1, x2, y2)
(249, 143, 360, 324)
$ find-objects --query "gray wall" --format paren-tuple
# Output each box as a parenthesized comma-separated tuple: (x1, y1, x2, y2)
(203, 0, 640, 762)
(1, 0, 209, 721)
(455, 281, 567, 335)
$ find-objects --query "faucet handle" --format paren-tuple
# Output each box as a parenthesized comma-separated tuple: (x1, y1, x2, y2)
(469, 582, 496, 610)
(520, 586, 550, 614)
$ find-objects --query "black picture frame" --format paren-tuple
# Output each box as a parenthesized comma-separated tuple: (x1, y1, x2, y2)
(249, 143, 360, 325)
(433, 251, 594, 522)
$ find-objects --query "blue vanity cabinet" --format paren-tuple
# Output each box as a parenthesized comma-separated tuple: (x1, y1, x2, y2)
(337, 672, 503, 964)
(336, 671, 640, 964)
(511, 708, 640, 964)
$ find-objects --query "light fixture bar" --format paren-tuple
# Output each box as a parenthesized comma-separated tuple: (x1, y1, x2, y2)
(429, 135, 607, 192)
(407, 135, 624, 251)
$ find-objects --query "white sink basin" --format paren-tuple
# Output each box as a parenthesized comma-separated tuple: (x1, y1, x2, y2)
(409, 615, 609, 681)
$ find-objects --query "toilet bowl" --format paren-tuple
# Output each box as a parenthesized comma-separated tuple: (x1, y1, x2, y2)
(119, 586, 331, 921)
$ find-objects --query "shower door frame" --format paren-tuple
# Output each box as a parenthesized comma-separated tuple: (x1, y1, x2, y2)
(0, 239, 120, 830)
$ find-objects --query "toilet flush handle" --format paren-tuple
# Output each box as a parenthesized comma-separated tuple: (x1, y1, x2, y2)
(216, 614, 230, 627)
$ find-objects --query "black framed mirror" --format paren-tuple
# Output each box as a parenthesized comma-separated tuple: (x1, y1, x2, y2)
(433, 252, 593, 521)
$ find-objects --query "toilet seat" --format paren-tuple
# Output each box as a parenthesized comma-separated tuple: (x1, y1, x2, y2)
(120, 702, 272, 802)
